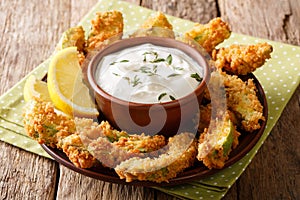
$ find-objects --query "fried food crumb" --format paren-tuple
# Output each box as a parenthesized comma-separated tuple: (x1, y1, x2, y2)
(212, 43, 273, 75)
(185, 17, 231, 54)
(23, 98, 75, 148)
(197, 112, 240, 169)
(115, 132, 197, 183)
(87, 11, 123, 51)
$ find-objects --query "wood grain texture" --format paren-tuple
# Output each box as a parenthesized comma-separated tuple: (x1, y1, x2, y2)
(218, 0, 300, 44)
(0, 142, 57, 200)
(0, 0, 65, 199)
(141, 0, 218, 24)
(0, 0, 299, 199)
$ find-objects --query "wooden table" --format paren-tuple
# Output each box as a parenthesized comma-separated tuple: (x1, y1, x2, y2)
(1, 0, 299, 199)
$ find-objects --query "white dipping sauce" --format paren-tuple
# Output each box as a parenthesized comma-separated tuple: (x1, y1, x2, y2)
(95, 43, 203, 103)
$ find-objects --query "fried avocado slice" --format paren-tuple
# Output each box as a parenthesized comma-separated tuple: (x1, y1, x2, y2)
(96, 121, 166, 153)
(222, 72, 265, 132)
(212, 43, 273, 75)
(56, 26, 86, 65)
(132, 12, 174, 38)
(23, 99, 75, 148)
(197, 114, 240, 169)
(87, 11, 123, 51)
(98, 121, 129, 142)
(114, 132, 197, 183)
(57, 133, 98, 168)
(57, 26, 86, 52)
(141, 12, 173, 30)
(185, 17, 231, 54)
(114, 134, 166, 154)
(79, 121, 167, 168)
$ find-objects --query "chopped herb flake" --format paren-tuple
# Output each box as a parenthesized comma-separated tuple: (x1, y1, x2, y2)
(132, 75, 142, 87)
(173, 66, 184, 71)
(110, 60, 129, 65)
(190, 73, 203, 82)
(166, 54, 172, 65)
(167, 73, 180, 78)
(150, 58, 165, 63)
(169, 95, 176, 100)
(158, 93, 167, 101)
(112, 73, 120, 76)
(123, 76, 130, 84)
(143, 51, 158, 62)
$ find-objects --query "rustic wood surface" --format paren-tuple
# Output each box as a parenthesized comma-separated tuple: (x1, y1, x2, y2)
(0, 0, 299, 199)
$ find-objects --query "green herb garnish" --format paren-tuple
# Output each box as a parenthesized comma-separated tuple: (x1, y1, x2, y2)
(190, 73, 203, 82)
(158, 93, 167, 101)
(143, 51, 158, 62)
(150, 58, 165, 63)
(110, 60, 129, 65)
(123, 76, 130, 84)
(169, 95, 176, 100)
(112, 73, 120, 76)
(167, 73, 180, 78)
(134, 65, 158, 76)
(166, 54, 172, 65)
(132, 75, 142, 87)
(173, 66, 184, 71)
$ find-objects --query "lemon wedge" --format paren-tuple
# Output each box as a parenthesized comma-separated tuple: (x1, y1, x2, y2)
(23, 75, 51, 102)
(47, 47, 99, 118)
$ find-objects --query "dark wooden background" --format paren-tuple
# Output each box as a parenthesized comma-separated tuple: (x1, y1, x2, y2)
(0, 0, 299, 199)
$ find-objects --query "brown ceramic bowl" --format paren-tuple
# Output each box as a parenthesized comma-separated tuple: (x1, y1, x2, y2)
(86, 35, 210, 137)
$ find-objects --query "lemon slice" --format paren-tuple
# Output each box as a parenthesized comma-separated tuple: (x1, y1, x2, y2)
(47, 47, 99, 118)
(23, 75, 51, 102)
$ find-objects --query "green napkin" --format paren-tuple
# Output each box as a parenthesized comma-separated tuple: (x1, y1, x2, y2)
(0, 0, 299, 199)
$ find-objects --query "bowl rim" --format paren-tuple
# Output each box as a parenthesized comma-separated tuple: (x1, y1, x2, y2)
(87, 36, 211, 108)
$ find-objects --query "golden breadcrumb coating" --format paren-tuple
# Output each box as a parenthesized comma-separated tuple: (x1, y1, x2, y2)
(115, 132, 197, 183)
(114, 134, 166, 154)
(87, 11, 123, 51)
(98, 121, 129, 142)
(57, 133, 98, 168)
(212, 43, 273, 75)
(77, 52, 86, 66)
(56, 26, 86, 66)
(201, 71, 264, 132)
(57, 26, 86, 52)
(222, 72, 264, 132)
(78, 121, 166, 168)
(185, 17, 231, 53)
(23, 99, 75, 148)
(131, 12, 174, 38)
(141, 12, 173, 30)
(198, 104, 212, 133)
(197, 112, 240, 169)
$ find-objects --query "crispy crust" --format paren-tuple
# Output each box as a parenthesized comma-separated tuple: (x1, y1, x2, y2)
(141, 12, 173, 30)
(212, 43, 273, 75)
(87, 11, 123, 51)
(185, 17, 231, 54)
(197, 112, 240, 169)
(115, 132, 197, 183)
(222, 72, 265, 132)
(23, 99, 75, 147)
(58, 133, 98, 168)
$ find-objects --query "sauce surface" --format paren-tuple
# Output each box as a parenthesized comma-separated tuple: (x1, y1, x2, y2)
(95, 43, 203, 103)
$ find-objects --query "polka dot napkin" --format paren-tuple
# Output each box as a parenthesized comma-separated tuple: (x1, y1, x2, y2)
(0, 0, 299, 199)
